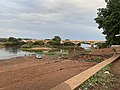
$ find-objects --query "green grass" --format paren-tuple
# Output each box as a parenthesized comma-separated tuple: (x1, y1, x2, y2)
(21, 48, 33, 51)
(79, 65, 115, 90)
(0, 42, 5, 48)
(85, 57, 103, 63)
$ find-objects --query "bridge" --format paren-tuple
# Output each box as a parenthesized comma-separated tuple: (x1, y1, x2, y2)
(22, 39, 105, 45)
(61, 40, 105, 45)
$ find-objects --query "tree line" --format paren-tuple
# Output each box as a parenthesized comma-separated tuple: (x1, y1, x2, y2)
(22, 36, 81, 48)
(0, 36, 81, 48)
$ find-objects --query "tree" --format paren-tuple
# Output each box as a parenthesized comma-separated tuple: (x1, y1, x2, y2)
(63, 41, 75, 46)
(4, 37, 24, 46)
(17, 38, 22, 41)
(21, 44, 32, 48)
(94, 0, 120, 45)
(77, 42, 81, 46)
(32, 41, 44, 45)
(96, 42, 108, 49)
(49, 36, 61, 45)
(53, 36, 61, 42)
(8, 37, 18, 42)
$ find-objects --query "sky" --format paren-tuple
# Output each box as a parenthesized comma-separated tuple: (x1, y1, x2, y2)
(0, 0, 106, 40)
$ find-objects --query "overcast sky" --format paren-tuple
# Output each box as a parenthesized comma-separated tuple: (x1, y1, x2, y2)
(0, 0, 106, 40)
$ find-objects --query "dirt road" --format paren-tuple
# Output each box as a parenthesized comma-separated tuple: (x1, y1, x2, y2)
(0, 56, 96, 90)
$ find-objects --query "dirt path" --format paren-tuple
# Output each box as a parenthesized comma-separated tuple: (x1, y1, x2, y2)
(111, 58, 120, 90)
(0, 56, 96, 90)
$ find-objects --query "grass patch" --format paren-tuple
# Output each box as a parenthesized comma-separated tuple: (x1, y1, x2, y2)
(79, 65, 115, 90)
(85, 57, 103, 63)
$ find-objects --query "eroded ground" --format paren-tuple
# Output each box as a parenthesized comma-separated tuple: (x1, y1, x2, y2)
(0, 56, 96, 90)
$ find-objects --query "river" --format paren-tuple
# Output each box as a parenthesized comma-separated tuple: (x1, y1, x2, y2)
(0, 44, 91, 60)
(0, 47, 34, 60)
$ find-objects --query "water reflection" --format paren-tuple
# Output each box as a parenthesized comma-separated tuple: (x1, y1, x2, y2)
(81, 44, 91, 49)
(0, 47, 68, 60)
(0, 46, 88, 60)
(0, 47, 34, 60)
(4, 47, 20, 54)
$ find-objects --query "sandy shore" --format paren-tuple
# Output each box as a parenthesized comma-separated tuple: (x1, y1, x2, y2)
(0, 56, 96, 90)
(31, 47, 53, 51)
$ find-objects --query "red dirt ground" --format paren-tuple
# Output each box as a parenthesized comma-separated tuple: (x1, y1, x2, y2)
(90, 47, 120, 55)
(0, 47, 120, 90)
(0, 56, 96, 90)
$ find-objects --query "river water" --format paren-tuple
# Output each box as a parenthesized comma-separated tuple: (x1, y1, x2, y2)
(0, 47, 34, 60)
(0, 44, 91, 60)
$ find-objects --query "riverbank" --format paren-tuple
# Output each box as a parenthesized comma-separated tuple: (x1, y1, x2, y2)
(0, 47, 120, 90)
(0, 55, 97, 90)
(22, 47, 54, 51)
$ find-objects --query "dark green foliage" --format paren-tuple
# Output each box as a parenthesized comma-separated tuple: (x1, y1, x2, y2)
(95, 0, 120, 45)
(21, 44, 32, 48)
(8, 37, 18, 42)
(112, 47, 116, 52)
(53, 36, 61, 42)
(4, 37, 25, 46)
(63, 41, 75, 46)
(48, 36, 61, 45)
(32, 41, 44, 45)
(77, 42, 81, 46)
(65, 39, 70, 41)
(17, 38, 22, 41)
(23, 38, 32, 40)
(96, 42, 109, 49)
(48, 40, 60, 45)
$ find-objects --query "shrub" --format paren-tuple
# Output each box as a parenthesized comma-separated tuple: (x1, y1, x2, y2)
(21, 44, 32, 48)
(96, 42, 108, 49)
(32, 41, 44, 45)
(63, 41, 75, 46)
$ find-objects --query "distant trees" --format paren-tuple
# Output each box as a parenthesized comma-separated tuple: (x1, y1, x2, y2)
(4, 37, 24, 46)
(32, 41, 44, 45)
(48, 36, 61, 45)
(77, 42, 81, 46)
(46, 36, 82, 47)
(3, 36, 82, 48)
(94, 0, 120, 45)
(21, 44, 32, 48)
(0, 38, 7, 42)
(96, 42, 108, 49)
(63, 41, 75, 46)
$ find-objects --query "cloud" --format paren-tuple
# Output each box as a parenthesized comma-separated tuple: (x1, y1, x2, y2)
(0, 0, 106, 40)
(44, 0, 105, 12)
(0, 0, 106, 23)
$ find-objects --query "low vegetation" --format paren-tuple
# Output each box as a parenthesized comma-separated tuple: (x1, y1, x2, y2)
(32, 40, 44, 46)
(96, 42, 109, 49)
(21, 36, 84, 52)
(21, 44, 32, 48)
(79, 65, 115, 90)
(3, 37, 25, 47)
